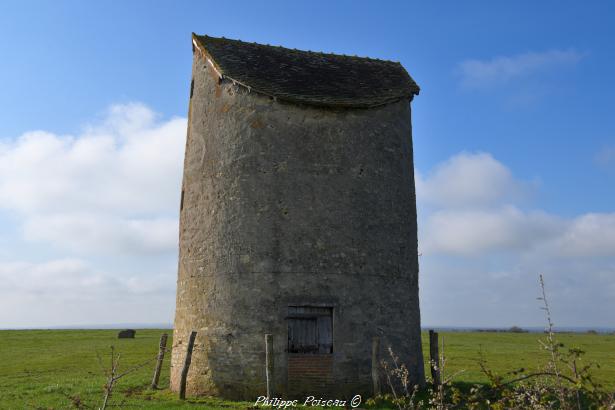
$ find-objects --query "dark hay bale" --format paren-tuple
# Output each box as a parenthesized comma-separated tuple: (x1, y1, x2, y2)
(118, 329, 136, 339)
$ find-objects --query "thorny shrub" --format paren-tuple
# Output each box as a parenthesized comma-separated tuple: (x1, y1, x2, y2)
(368, 275, 615, 410)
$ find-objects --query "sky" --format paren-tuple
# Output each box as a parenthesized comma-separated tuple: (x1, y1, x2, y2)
(0, 1, 614, 329)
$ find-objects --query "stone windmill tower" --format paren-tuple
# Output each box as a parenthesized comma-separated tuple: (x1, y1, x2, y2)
(171, 33, 424, 399)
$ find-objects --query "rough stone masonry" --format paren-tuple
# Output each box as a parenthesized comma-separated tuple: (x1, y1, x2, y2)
(171, 34, 424, 400)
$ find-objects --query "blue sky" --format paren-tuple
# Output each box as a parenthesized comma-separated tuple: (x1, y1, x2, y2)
(1, 1, 614, 328)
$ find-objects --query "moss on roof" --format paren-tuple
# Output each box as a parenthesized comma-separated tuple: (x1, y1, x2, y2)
(193, 34, 419, 108)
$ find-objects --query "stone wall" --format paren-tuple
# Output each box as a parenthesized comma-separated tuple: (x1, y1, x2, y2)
(170, 49, 424, 400)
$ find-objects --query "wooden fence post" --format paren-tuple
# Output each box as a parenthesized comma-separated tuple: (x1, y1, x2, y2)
(429, 330, 441, 388)
(371, 336, 381, 396)
(150, 333, 168, 390)
(179, 331, 197, 400)
(265, 334, 274, 398)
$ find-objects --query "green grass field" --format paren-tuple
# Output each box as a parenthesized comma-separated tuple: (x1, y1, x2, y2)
(0, 329, 613, 409)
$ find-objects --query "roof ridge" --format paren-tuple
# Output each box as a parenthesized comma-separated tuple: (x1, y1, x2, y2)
(194, 34, 403, 65)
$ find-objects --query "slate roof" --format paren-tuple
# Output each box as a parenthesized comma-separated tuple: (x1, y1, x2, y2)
(192, 34, 419, 109)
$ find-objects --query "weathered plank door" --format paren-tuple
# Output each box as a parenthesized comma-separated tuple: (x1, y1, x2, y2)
(288, 318, 318, 353)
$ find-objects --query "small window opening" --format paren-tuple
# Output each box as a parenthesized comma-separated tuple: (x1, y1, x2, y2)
(180, 189, 185, 211)
(287, 306, 333, 354)
(190, 79, 194, 98)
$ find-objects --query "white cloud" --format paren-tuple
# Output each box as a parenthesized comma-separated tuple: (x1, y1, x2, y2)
(0, 258, 174, 298)
(421, 206, 562, 256)
(418, 152, 615, 327)
(0, 102, 184, 327)
(23, 213, 178, 255)
(0, 258, 175, 328)
(458, 49, 583, 88)
(0, 103, 186, 254)
(416, 152, 530, 208)
(0, 258, 105, 294)
(418, 153, 615, 258)
(553, 213, 615, 257)
(420, 206, 615, 259)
